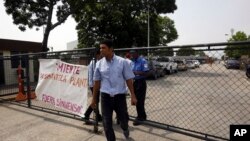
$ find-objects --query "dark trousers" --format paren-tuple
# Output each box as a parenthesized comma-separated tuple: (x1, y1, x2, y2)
(101, 93, 129, 141)
(134, 79, 147, 120)
(84, 87, 101, 118)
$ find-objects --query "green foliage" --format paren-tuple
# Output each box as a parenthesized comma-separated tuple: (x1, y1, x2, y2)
(195, 50, 206, 56)
(72, 0, 178, 49)
(153, 48, 174, 56)
(176, 47, 195, 56)
(224, 31, 250, 59)
(4, 0, 72, 52)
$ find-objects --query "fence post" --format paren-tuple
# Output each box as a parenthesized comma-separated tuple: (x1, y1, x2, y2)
(24, 55, 31, 107)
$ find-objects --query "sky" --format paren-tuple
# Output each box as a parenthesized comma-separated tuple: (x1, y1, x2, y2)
(1, 0, 250, 51)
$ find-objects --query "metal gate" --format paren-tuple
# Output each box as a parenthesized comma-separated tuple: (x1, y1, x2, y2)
(1, 41, 250, 141)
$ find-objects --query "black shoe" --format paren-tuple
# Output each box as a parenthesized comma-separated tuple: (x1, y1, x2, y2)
(97, 115, 102, 122)
(123, 129, 129, 139)
(82, 117, 93, 125)
(84, 120, 94, 125)
(82, 116, 89, 121)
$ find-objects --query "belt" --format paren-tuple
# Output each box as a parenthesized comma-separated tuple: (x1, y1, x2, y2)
(134, 78, 145, 82)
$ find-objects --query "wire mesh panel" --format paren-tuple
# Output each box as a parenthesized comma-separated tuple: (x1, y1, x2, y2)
(0, 56, 23, 98)
(121, 44, 250, 140)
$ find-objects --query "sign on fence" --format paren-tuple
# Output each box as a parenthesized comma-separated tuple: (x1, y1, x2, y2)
(35, 59, 88, 117)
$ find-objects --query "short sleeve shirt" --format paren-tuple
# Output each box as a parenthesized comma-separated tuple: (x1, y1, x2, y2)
(131, 57, 149, 80)
(94, 54, 135, 96)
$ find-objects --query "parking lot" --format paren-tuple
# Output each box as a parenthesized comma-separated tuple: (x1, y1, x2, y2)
(127, 61, 250, 139)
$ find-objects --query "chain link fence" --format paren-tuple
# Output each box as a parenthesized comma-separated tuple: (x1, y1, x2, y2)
(1, 41, 250, 140)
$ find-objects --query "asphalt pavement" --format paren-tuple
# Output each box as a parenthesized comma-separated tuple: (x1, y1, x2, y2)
(0, 102, 202, 141)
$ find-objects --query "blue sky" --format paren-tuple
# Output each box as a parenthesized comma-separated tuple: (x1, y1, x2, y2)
(1, 0, 250, 51)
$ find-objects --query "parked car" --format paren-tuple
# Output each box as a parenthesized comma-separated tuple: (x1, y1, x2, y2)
(192, 60, 200, 68)
(225, 59, 240, 69)
(156, 56, 178, 74)
(175, 60, 187, 71)
(246, 64, 250, 78)
(186, 60, 196, 69)
(147, 59, 165, 80)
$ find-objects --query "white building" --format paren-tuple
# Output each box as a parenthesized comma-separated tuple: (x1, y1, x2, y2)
(0, 38, 42, 85)
(66, 40, 78, 50)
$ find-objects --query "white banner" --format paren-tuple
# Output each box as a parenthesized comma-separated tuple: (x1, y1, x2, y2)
(35, 59, 88, 117)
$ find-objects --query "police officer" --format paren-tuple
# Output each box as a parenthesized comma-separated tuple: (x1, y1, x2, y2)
(130, 50, 149, 126)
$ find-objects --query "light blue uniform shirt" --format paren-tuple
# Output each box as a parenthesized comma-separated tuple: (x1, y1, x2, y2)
(88, 59, 96, 87)
(132, 57, 149, 80)
(94, 54, 135, 96)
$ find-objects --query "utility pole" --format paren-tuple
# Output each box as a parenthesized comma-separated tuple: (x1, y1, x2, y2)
(147, 0, 150, 58)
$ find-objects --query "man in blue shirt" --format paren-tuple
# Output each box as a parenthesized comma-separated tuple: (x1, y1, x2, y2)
(130, 50, 149, 126)
(83, 49, 102, 124)
(91, 39, 137, 141)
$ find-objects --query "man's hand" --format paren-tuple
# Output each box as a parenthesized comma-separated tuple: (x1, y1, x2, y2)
(90, 99, 97, 109)
(131, 95, 137, 106)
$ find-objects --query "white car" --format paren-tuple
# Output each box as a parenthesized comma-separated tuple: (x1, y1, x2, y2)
(192, 60, 200, 68)
(156, 57, 178, 74)
(186, 60, 196, 69)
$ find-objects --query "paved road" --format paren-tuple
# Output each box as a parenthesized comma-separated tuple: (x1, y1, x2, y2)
(0, 102, 201, 141)
(127, 63, 250, 140)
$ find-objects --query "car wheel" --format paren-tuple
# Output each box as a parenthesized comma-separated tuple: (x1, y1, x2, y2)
(168, 67, 172, 74)
(153, 73, 157, 80)
(174, 69, 178, 73)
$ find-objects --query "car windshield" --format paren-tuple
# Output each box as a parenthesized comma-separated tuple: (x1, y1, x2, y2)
(228, 60, 239, 63)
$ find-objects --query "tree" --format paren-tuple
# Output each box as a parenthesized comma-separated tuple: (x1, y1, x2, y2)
(224, 31, 250, 59)
(153, 48, 174, 57)
(4, 0, 73, 52)
(176, 47, 195, 56)
(73, 0, 178, 49)
(195, 50, 206, 56)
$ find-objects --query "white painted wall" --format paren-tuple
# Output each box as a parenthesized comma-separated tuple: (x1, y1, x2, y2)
(66, 40, 78, 50)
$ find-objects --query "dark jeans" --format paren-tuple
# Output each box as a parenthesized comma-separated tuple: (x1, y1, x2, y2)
(101, 93, 129, 141)
(84, 87, 101, 118)
(134, 79, 147, 120)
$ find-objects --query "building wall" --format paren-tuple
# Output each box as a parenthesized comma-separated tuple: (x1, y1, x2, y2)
(2, 51, 35, 85)
(67, 40, 78, 50)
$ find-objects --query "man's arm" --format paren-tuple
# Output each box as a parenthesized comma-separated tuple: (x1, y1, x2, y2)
(133, 71, 148, 76)
(91, 80, 101, 109)
(126, 79, 137, 105)
(133, 58, 149, 76)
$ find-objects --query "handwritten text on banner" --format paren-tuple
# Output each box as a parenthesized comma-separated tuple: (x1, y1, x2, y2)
(35, 59, 88, 117)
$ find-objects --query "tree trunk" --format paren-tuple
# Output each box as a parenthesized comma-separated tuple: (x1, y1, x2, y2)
(42, 1, 54, 52)
(42, 28, 51, 52)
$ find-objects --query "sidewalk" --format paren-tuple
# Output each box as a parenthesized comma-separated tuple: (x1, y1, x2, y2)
(0, 102, 202, 141)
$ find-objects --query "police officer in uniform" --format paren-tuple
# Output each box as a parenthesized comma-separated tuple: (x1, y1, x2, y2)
(130, 50, 149, 126)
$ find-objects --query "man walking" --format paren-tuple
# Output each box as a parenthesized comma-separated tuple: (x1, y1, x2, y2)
(91, 39, 137, 141)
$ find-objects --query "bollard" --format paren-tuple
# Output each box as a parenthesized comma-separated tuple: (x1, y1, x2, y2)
(15, 65, 27, 101)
